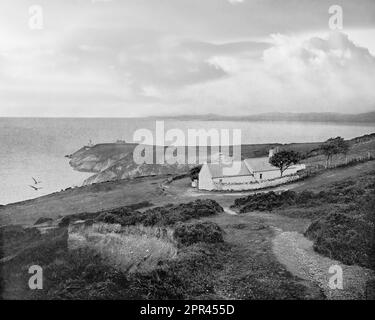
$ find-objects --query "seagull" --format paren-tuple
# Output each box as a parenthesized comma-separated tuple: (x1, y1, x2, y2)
(32, 177, 42, 185)
(29, 185, 43, 191)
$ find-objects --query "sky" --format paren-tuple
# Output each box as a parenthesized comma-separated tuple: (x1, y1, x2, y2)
(0, 0, 375, 117)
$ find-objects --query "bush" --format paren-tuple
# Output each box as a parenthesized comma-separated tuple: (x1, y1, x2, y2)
(173, 222, 224, 247)
(189, 165, 202, 181)
(96, 199, 224, 227)
(305, 211, 374, 269)
(0, 225, 42, 259)
(232, 177, 374, 213)
(28, 242, 227, 300)
(233, 191, 298, 212)
(34, 217, 53, 225)
(58, 201, 153, 227)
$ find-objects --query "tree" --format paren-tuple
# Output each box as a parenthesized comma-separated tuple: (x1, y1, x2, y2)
(320, 137, 349, 168)
(189, 165, 202, 181)
(269, 150, 301, 177)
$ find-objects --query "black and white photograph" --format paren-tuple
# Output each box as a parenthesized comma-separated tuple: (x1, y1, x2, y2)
(0, 0, 374, 308)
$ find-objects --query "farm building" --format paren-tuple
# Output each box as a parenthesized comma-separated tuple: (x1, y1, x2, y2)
(198, 150, 305, 191)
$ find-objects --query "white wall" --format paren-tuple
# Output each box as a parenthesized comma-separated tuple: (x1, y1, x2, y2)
(284, 164, 305, 176)
(211, 175, 256, 191)
(254, 170, 280, 181)
(198, 163, 306, 191)
(198, 165, 216, 190)
(213, 175, 301, 191)
(254, 164, 306, 181)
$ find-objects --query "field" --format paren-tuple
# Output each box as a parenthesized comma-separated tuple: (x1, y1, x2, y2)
(0, 137, 374, 300)
(1, 199, 323, 300)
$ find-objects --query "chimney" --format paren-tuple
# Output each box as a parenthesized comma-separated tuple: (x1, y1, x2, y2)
(269, 149, 274, 159)
(269, 147, 280, 159)
(218, 152, 223, 165)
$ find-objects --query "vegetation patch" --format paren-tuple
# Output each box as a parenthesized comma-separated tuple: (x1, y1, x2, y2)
(1, 199, 226, 299)
(34, 217, 53, 225)
(0, 225, 42, 259)
(304, 193, 375, 270)
(68, 223, 177, 273)
(1, 230, 228, 299)
(95, 199, 224, 227)
(232, 170, 375, 270)
(233, 170, 375, 213)
(58, 201, 153, 227)
(173, 221, 224, 247)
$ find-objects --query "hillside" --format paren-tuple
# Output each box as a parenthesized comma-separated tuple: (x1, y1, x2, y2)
(68, 134, 375, 185)
(1, 160, 374, 299)
(149, 111, 375, 123)
(68, 142, 319, 184)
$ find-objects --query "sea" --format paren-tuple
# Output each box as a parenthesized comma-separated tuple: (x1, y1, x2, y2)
(0, 117, 374, 205)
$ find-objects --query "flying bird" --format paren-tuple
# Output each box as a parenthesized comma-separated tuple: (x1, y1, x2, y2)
(29, 185, 43, 191)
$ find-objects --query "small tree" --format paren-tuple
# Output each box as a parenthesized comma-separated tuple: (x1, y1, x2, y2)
(320, 137, 349, 168)
(269, 150, 301, 177)
(189, 165, 202, 181)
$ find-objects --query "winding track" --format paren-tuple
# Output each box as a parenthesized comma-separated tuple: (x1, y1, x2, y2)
(272, 230, 374, 300)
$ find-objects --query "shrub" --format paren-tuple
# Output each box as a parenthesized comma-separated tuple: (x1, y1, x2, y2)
(58, 201, 153, 227)
(29, 242, 227, 300)
(96, 212, 124, 225)
(34, 217, 53, 225)
(96, 199, 224, 227)
(233, 191, 298, 212)
(173, 222, 224, 247)
(232, 176, 374, 213)
(305, 212, 374, 269)
(189, 165, 202, 181)
(0, 225, 42, 259)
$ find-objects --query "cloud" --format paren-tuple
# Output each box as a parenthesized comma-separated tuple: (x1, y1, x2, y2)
(227, 0, 244, 4)
(160, 31, 375, 115)
(0, 0, 374, 118)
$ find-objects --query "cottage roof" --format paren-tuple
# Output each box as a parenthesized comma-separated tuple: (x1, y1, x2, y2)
(206, 161, 251, 178)
(244, 157, 278, 172)
(244, 157, 300, 172)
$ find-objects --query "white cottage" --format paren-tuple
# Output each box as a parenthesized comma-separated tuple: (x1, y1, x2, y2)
(198, 150, 305, 191)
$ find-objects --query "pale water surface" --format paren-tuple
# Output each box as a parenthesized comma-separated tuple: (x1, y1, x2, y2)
(0, 118, 374, 204)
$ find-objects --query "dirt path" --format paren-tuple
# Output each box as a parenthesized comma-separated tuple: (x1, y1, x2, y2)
(205, 208, 374, 300)
(272, 230, 374, 300)
(203, 211, 324, 300)
(223, 207, 238, 215)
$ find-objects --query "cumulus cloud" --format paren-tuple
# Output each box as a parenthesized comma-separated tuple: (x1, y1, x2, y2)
(0, 0, 374, 118)
(1, 29, 375, 117)
(227, 0, 244, 4)
(160, 31, 375, 115)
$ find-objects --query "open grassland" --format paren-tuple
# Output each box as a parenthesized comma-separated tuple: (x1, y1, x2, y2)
(0, 175, 171, 226)
(68, 222, 177, 273)
(1, 136, 374, 300)
(1, 198, 323, 300)
(0, 200, 229, 299)
(232, 165, 375, 270)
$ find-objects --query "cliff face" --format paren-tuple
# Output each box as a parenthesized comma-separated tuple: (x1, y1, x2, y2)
(69, 143, 193, 185)
(68, 133, 375, 185)
(68, 143, 136, 173)
(67, 142, 309, 185)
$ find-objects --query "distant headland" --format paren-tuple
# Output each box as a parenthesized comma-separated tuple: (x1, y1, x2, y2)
(147, 111, 375, 123)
